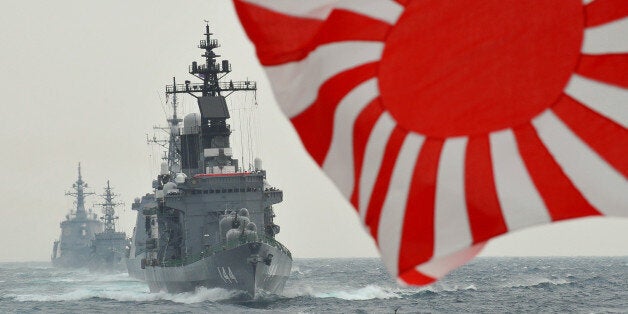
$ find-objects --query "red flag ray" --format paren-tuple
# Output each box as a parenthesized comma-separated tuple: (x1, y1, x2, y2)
(532, 111, 628, 217)
(358, 113, 396, 220)
(310, 10, 392, 48)
(552, 95, 628, 177)
(364, 127, 407, 239)
(464, 136, 508, 244)
(397, 138, 443, 274)
(234, 0, 400, 65)
(585, 0, 628, 27)
(322, 79, 379, 198)
(233, 1, 322, 65)
(576, 54, 628, 88)
(398, 269, 435, 286)
(350, 99, 384, 208)
(292, 62, 378, 165)
(236, 0, 403, 24)
(514, 124, 601, 221)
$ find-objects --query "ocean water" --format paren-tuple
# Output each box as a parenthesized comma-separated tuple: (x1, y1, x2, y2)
(0, 257, 626, 313)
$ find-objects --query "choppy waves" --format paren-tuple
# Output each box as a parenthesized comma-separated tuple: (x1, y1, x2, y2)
(1, 257, 626, 313)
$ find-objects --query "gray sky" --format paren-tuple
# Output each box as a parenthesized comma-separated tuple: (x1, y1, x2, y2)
(0, 0, 626, 262)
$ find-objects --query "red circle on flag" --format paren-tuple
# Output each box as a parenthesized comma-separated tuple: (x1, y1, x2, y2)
(379, 1, 583, 137)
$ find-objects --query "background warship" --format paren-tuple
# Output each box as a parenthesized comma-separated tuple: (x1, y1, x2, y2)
(89, 181, 129, 272)
(51, 163, 104, 268)
(131, 25, 292, 297)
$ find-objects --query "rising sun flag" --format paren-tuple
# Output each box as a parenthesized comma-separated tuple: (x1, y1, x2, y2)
(233, 0, 628, 285)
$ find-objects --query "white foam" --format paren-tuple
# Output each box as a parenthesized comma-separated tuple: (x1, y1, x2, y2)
(7, 286, 241, 304)
(284, 284, 401, 301)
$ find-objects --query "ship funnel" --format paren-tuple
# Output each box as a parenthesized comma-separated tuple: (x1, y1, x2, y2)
(254, 158, 262, 171)
(160, 162, 169, 175)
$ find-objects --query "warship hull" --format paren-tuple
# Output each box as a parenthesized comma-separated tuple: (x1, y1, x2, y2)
(126, 257, 146, 280)
(144, 242, 291, 297)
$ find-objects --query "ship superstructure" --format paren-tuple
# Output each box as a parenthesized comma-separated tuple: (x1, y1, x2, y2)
(139, 24, 291, 297)
(89, 181, 128, 272)
(52, 163, 104, 268)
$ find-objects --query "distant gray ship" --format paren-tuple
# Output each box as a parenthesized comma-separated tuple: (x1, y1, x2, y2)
(130, 24, 292, 298)
(89, 181, 129, 272)
(52, 163, 104, 268)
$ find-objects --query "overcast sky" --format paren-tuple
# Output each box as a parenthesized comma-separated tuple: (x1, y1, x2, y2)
(0, 0, 626, 262)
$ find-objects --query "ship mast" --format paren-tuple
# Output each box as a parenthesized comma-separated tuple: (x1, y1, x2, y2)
(166, 77, 182, 171)
(151, 77, 183, 173)
(165, 22, 257, 175)
(97, 180, 123, 233)
(165, 23, 257, 98)
(65, 162, 94, 220)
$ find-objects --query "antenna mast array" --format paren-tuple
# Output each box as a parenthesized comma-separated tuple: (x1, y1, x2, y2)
(96, 180, 123, 233)
(65, 162, 94, 219)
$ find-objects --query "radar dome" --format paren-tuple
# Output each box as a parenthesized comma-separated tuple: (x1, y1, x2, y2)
(163, 182, 178, 194)
(245, 222, 257, 232)
(219, 214, 235, 239)
(175, 172, 187, 184)
(238, 208, 249, 217)
(226, 228, 240, 242)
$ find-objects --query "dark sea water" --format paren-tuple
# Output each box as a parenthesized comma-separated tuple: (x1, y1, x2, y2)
(0, 257, 626, 313)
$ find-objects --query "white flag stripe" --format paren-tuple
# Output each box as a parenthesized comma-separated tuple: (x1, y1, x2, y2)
(416, 243, 485, 280)
(564, 74, 628, 128)
(377, 132, 425, 276)
(359, 112, 396, 222)
(433, 137, 472, 258)
(265, 42, 383, 118)
(241, 0, 403, 25)
(323, 79, 379, 198)
(582, 17, 628, 54)
(489, 129, 552, 231)
(533, 111, 628, 216)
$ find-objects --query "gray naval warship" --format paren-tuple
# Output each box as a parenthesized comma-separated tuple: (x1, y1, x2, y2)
(89, 181, 128, 272)
(135, 25, 291, 298)
(52, 163, 104, 268)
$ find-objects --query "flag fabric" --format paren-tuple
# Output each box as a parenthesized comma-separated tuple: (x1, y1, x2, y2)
(233, 0, 628, 285)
